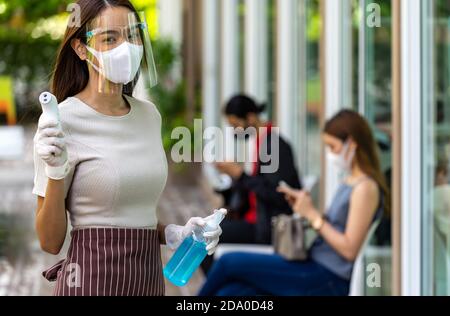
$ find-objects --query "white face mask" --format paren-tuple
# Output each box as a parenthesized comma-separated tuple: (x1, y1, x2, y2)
(327, 140, 355, 174)
(86, 42, 144, 84)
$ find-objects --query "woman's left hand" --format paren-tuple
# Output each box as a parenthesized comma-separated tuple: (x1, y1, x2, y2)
(277, 186, 318, 221)
(202, 208, 227, 255)
(165, 209, 227, 256)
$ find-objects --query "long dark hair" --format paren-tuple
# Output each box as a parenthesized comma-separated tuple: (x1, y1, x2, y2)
(324, 110, 391, 216)
(51, 0, 137, 102)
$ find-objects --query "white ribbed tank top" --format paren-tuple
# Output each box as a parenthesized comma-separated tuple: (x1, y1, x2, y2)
(33, 95, 168, 229)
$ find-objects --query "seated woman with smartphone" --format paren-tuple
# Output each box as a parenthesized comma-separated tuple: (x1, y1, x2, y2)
(199, 110, 390, 296)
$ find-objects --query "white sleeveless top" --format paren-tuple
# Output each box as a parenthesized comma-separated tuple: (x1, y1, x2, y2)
(32, 95, 168, 229)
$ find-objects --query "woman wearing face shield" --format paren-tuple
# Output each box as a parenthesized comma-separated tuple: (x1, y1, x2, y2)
(199, 110, 390, 296)
(33, 0, 225, 296)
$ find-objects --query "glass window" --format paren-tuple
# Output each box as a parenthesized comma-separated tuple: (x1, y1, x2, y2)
(238, 0, 245, 92)
(239, 0, 275, 120)
(360, 0, 393, 296)
(350, 0, 359, 111)
(285, 0, 323, 205)
(345, 0, 358, 110)
(422, 0, 450, 296)
(304, 0, 323, 204)
(267, 0, 276, 119)
(343, 0, 393, 296)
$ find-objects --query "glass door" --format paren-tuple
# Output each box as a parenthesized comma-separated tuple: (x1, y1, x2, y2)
(421, 0, 450, 296)
(353, 0, 393, 296)
(304, 0, 323, 204)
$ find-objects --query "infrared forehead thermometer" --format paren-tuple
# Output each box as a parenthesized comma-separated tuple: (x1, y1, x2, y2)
(39, 92, 61, 158)
(39, 92, 60, 123)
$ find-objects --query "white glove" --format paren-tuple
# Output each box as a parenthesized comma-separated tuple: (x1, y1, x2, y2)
(165, 209, 227, 256)
(35, 114, 70, 180)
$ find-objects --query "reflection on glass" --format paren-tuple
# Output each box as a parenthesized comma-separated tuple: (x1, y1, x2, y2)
(346, 0, 393, 296)
(238, 0, 275, 120)
(422, 0, 450, 296)
(305, 0, 322, 204)
(267, 0, 276, 119)
(238, 0, 245, 92)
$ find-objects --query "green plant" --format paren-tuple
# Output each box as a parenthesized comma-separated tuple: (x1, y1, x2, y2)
(0, 0, 160, 123)
(149, 39, 191, 151)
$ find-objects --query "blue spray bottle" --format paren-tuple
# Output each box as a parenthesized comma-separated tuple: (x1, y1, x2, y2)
(163, 210, 225, 287)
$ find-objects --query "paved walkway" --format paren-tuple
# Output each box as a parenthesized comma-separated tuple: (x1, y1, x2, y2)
(0, 125, 221, 296)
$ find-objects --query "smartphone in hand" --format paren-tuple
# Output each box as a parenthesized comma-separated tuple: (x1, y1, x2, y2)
(278, 181, 293, 191)
(279, 176, 318, 194)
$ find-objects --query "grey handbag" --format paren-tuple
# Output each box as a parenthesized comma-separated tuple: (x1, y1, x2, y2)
(272, 214, 317, 261)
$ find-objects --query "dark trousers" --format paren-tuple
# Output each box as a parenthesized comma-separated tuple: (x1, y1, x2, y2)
(201, 219, 259, 274)
(199, 252, 350, 296)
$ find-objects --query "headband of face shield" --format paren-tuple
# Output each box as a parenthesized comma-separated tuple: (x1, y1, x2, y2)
(85, 11, 158, 94)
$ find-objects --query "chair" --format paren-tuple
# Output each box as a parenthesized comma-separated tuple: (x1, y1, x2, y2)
(349, 220, 381, 296)
(214, 244, 274, 260)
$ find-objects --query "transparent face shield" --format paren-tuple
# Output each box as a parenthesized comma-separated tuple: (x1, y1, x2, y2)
(85, 11, 158, 95)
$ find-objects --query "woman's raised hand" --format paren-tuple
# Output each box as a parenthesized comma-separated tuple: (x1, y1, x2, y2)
(277, 184, 316, 219)
(34, 115, 70, 180)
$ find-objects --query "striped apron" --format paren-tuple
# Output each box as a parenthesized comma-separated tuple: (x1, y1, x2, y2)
(43, 228, 165, 296)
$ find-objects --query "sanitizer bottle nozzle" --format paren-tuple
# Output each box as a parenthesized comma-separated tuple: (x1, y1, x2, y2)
(193, 209, 225, 242)
(163, 209, 226, 287)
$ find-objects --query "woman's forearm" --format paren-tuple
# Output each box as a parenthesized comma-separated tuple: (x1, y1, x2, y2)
(36, 179, 67, 255)
(316, 221, 357, 261)
(306, 210, 357, 261)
